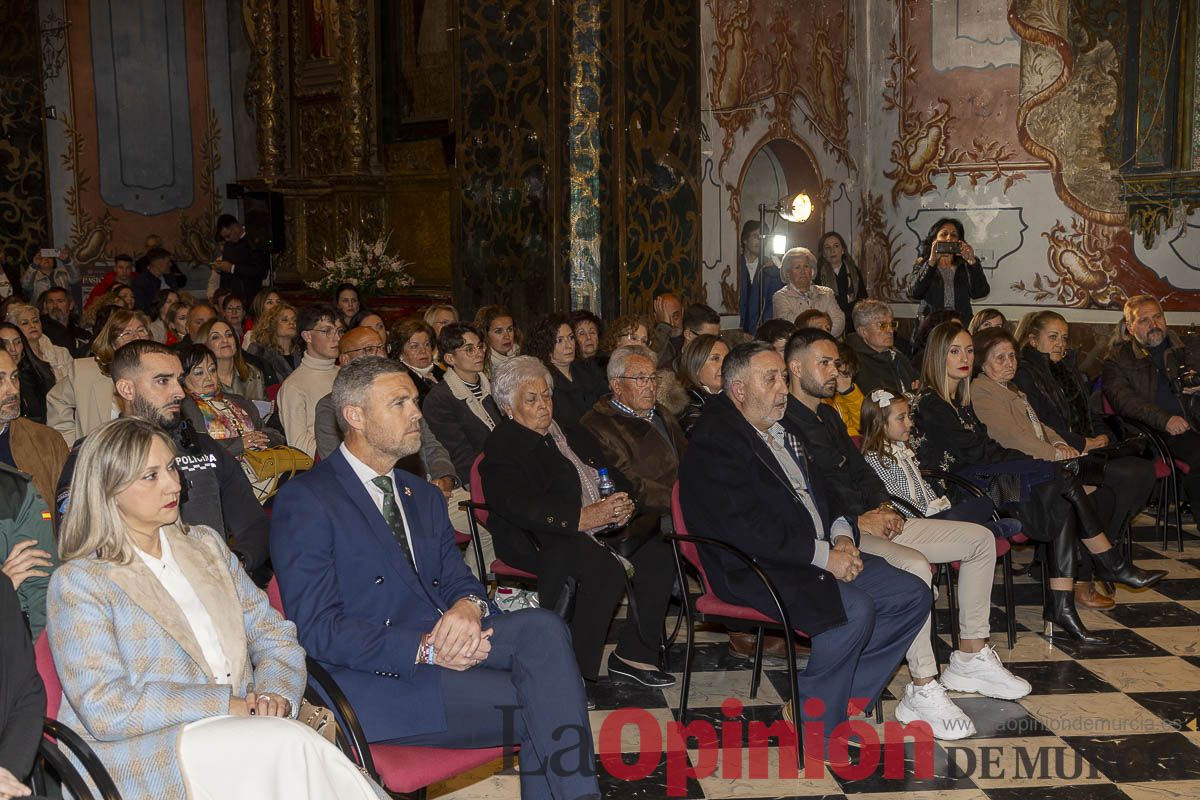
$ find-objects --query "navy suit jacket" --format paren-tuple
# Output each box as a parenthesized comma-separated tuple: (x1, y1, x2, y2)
(270, 448, 487, 742)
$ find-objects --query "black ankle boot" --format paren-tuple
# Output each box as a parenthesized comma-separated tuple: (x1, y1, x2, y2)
(1043, 589, 1103, 643)
(1091, 549, 1168, 590)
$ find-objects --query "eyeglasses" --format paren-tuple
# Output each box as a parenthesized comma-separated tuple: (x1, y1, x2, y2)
(875, 321, 899, 332)
(313, 326, 345, 337)
(116, 326, 149, 341)
(343, 344, 387, 357)
(619, 374, 660, 386)
(456, 344, 483, 355)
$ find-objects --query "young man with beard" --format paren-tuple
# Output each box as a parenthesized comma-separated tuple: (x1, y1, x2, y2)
(0, 350, 59, 638)
(54, 341, 270, 573)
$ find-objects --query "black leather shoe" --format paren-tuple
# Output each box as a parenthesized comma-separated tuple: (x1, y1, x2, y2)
(1043, 590, 1103, 644)
(607, 652, 676, 688)
(1092, 549, 1168, 590)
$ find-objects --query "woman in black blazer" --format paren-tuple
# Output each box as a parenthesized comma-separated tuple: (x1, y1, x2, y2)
(525, 313, 606, 429)
(479, 356, 674, 687)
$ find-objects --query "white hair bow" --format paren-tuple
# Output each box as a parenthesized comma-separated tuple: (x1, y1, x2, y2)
(870, 389, 895, 408)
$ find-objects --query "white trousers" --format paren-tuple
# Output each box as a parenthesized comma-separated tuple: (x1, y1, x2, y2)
(179, 716, 384, 800)
(857, 518, 996, 679)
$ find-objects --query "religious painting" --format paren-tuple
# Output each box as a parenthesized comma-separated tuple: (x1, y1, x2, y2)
(306, 0, 337, 60)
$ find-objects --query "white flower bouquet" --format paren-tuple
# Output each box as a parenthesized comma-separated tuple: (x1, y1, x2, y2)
(306, 234, 415, 298)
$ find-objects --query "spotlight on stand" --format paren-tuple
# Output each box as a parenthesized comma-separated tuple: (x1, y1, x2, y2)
(778, 191, 813, 224)
(771, 234, 788, 255)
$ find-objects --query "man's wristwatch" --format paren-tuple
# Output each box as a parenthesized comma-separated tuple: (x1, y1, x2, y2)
(464, 594, 489, 619)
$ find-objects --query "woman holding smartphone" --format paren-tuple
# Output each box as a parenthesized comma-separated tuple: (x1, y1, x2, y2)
(909, 218, 990, 326)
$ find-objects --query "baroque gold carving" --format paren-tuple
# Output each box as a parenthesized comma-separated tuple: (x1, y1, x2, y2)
(339, 0, 373, 172)
(298, 102, 344, 176)
(856, 192, 904, 301)
(178, 108, 223, 264)
(246, 0, 285, 179)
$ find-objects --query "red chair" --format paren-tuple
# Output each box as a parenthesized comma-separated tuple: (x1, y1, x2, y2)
(265, 579, 508, 798)
(457, 454, 538, 585)
(32, 634, 124, 800)
(667, 482, 809, 732)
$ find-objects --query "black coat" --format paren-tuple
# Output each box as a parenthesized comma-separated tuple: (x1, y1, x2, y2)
(40, 315, 91, 358)
(422, 379, 502, 486)
(781, 396, 889, 517)
(549, 362, 605, 429)
(1013, 347, 1113, 452)
(909, 257, 990, 323)
(0, 575, 45, 780)
(401, 363, 445, 407)
(479, 419, 631, 569)
(911, 390, 1023, 476)
(677, 392, 855, 636)
(847, 333, 919, 397)
(217, 238, 269, 307)
(677, 388, 709, 438)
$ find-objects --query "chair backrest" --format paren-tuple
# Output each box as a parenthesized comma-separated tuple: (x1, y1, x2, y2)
(34, 632, 61, 720)
(469, 453, 489, 528)
(670, 482, 719, 598)
(266, 576, 285, 616)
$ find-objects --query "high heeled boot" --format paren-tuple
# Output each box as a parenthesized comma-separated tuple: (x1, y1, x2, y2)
(1091, 548, 1168, 590)
(1043, 513, 1103, 643)
(1060, 473, 1169, 590)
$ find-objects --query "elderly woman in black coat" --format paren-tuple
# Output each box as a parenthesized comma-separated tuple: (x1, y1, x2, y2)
(478, 356, 674, 688)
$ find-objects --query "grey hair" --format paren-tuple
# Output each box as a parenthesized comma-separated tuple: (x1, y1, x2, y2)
(721, 340, 776, 389)
(331, 355, 407, 433)
(491, 355, 552, 415)
(779, 247, 815, 282)
(852, 299, 891, 330)
(606, 345, 657, 382)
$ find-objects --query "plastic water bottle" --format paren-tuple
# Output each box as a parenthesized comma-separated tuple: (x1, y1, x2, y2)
(597, 468, 616, 499)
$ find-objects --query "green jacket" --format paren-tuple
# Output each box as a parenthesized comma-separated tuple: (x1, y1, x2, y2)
(0, 462, 56, 637)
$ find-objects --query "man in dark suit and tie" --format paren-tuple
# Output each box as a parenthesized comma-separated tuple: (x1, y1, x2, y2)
(270, 357, 598, 800)
(678, 341, 929, 761)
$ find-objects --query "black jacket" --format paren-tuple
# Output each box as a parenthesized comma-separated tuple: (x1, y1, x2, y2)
(40, 314, 92, 358)
(478, 419, 630, 571)
(0, 578, 44, 781)
(781, 395, 889, 517)
(909, 257, 990, 323)
(549, 362, 606, 430)
(422, 379, 502, 486)
(131, 269, 183, 316)
(677, 392, 853, 636)
(1102, 333, 1200, 432)
(56, 420, 271, 570)
(218, 238, 269, 307)
(401, 363, 445, 407)
(911, 390, 1024, 476)
(1013, 347, 1113, 452)
(847, 333, 919, 397)
(677, 388, 710, 438)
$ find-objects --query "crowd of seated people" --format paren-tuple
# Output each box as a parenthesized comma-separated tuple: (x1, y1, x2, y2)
(5, 221, 1199, 798)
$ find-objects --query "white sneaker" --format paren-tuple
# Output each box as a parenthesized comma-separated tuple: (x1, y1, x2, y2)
(940, 645, 1031, 700)
(894, 680, 976, 740)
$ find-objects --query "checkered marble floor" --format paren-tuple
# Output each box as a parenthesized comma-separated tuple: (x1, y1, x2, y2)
(435, 514, 1200, 799)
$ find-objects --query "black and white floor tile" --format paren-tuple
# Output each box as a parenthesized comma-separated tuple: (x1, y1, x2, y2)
(435, 515, 1200, 799)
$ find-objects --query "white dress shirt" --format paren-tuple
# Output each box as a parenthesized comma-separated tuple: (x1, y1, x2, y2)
(340, 442, 418, 571)
(136, 529, 234, 684)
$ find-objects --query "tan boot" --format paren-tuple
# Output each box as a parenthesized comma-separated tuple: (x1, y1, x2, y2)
(1074, 580, 1115, 610)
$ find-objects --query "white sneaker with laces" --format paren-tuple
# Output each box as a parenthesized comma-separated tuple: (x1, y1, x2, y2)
(939, 645, 1031, 700)
(894, 680, 976, 741)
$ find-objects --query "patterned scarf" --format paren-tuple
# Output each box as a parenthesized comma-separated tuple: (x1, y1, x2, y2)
(190, 392, 255, 441)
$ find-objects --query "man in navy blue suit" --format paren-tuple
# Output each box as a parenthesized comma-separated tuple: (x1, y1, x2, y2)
(271, 357, 599, 800)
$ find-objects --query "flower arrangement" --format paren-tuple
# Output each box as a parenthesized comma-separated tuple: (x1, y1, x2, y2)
(306, 234, 415, 298)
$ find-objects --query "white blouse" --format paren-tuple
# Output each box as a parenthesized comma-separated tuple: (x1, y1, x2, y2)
(136, 529, 234, 684)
